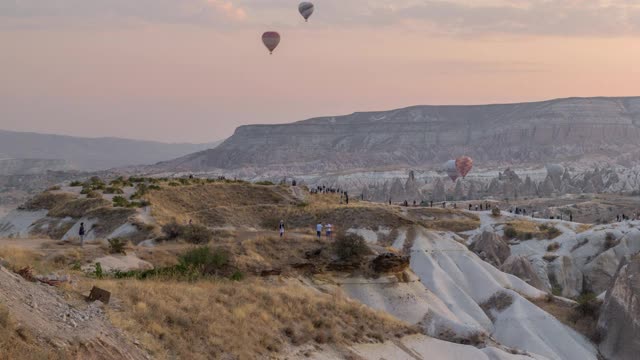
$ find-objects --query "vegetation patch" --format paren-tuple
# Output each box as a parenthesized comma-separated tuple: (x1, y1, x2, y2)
(20, 192, 75, 211)
(94, 278, 416, 360)
(48, 198, 110, 218)
(161, 221, 213, 244)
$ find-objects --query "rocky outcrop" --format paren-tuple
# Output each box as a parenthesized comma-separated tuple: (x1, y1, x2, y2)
(500, 256, 548, 291)
(598, 256, 640, 360)
(469, 231, 511, 267)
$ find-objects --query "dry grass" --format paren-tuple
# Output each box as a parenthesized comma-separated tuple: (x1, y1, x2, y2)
(93, 279, 417, 360)
(532, 297, 601, 343)
(0, 303, 69, 360)
(19, 192, 75, 211)
(576, 224, 593, 234)
(426, 219, 481, 233)
(48, 198, 110, 218)
(0, 246, 48, 272)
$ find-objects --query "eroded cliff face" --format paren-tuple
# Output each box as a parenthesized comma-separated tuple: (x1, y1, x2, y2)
(598, 256, 640, 360)
(157, 97, 640, 173)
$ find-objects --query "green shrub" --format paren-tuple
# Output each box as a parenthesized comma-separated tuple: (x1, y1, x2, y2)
(230, 270, 244, 281)
(179, 178, 191, 185)
(576, 292, 601, 318)
(162, 221, 183, 240)
(161, 221, 212, 244)
(93, 262, 104, 279)
(70, 180, 84, 187)
(334, 233, 370, 261)
(504, 226, 518, 239)
(180, 246, 228, 270)
(491, 207, 501, 217)
(112, 196, 130, 208)
(182, 224, 213, 244)
(108, 238, 127, 254)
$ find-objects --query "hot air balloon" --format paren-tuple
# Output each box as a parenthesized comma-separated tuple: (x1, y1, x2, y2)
(299, 2, 314, 22)
(455, 156, 474, 178)
(445, 160, 460, 182)
(262, 31, 281, 54)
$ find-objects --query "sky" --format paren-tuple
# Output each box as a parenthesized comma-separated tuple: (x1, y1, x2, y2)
(1, 0, 639, 143)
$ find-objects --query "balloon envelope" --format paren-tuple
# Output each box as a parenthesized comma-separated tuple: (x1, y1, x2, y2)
(299, 2, 314, 21)
(262, 32, 281, 54)
(445, 160, 460, 182)
(455, 156, 473, 178)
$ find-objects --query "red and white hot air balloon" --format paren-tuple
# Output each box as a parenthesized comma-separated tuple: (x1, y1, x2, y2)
(444, 160, 460, 183)
(455, 156, 474, 178)
(298, 2, 315, 22)
(262, 31, 281, 54)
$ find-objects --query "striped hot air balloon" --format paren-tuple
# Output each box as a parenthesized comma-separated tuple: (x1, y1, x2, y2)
(262, 31, 281, 54)
(298, 2, 315, 22)
(455, 156, 474, 178)
(445, 160, 460, 182)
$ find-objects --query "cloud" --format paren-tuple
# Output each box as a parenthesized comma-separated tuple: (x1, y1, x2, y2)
(1, 0, 639, 36)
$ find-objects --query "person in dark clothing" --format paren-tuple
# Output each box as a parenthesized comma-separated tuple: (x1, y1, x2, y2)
(469, 204, 472, 211)
(389, 199, 392, 205)
(345, 192, 349, 205)
(430, 201, 433, 208)
(569, 213, 573, 222)
(79, 222, 86, 247)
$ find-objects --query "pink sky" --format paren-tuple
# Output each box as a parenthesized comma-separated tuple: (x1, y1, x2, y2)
(1, 1, 639, 143)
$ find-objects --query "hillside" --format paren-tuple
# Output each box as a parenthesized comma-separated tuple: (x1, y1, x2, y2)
(0, 130, 221, 171)
(4, 179, 639, 359)
(150, 97, 640, 175)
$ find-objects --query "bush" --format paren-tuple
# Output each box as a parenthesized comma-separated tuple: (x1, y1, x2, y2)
(162, 221, 183, 240)
(182, 224, 213, 244)
(169, 182, 180, 187)
(504, 226, 518, 239)
(161, 221, 212, 244)
(86, 190, 102, 199)
(540, 224, 561, 239)
(334, 233, 370, 261)
(108, 238, 127, 254)
(112, 196, 130, 208)
(255, 181, 275, 186)
(547, 242, 561, 252)
(491, 207, 501, 217)
(180, 246, 228, 270)
(576, 292, 601, 318)
(69, 180, 83, 187)
(604, 233, 619, 250)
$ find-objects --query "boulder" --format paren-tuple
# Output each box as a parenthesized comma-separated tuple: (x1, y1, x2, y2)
(500, 256, 549, 292)
(598, 256, 640, 360)
(372, 253, 410, 274)
(469, 231, 511, 267)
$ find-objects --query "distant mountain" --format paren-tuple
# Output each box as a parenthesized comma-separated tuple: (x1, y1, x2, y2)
(150, 97, 640, 175)
(0, 130, 221, 171)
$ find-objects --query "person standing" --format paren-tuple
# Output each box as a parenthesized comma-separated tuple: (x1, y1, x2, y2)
(316, 222, 323, 239)
(79, 222, 86, 247)
(279, 220, 285, 238)
(326, 223, 333, 239)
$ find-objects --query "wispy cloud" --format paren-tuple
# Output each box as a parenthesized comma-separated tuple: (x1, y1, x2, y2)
(1, 0, 639, 36)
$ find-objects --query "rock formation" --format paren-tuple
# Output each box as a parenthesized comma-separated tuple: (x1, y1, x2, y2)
(598, 255, 640, 360)
(469, 231, 511, 267)
(500, 256, 548, 291)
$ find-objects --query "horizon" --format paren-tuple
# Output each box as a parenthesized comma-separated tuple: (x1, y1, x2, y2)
(2, 1, 640, 142)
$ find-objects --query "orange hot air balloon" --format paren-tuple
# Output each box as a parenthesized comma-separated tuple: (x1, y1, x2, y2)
(262, 32, 281, 54)
(455, 156, 473, 178)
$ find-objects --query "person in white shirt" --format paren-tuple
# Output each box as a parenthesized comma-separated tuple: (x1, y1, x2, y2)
(325, 223, 333, 239)
(316, 223, 323, 239)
